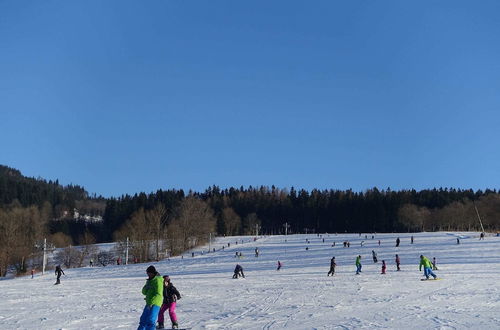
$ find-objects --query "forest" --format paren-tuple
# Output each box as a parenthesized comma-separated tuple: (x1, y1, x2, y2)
(1, 164, 499, 276)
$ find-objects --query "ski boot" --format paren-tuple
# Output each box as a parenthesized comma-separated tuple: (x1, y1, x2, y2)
(157, 322, 164, 329)
(172, 321, 179, 329)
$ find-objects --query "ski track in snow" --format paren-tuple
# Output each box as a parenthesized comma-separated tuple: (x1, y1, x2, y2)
(0, 232, 499, 329)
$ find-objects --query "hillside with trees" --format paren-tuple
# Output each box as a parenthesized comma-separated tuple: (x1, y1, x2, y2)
(1, 164, 499, 276)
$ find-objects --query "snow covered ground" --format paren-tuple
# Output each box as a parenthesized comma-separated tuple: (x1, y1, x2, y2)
(1, 232, 499, 329)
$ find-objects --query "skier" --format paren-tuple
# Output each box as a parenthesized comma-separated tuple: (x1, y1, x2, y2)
(480, 232, 485, 240)
(54, 265, 65, 285)
(355, 255, 362, 275)
(327, 257, 336, 276)
(381, 260, 386, 274)
(138, 265, 163, 330)
(157, 275, 181, 329)
(255, 248, 259, 257)
(419, 255, 437, 280)
(432, 257, 438, 270)
(233, 264, 245, 278)
(396, 237, 400, 247)
(395, 254, 401, 271)
(89, 258, 93, 267)
(411, 236, 414, 244)
(372, 250, 378, 263)
(457, 237, 460, 244)
(277, 260, 282, 271)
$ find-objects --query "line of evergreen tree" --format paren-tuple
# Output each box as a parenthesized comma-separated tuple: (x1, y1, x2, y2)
(104, 185, 499, 238)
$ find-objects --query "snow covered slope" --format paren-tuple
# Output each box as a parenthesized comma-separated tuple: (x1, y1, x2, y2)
(0, 232, 499, 329)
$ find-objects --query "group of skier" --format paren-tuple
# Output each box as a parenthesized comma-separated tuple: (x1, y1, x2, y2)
(324, 253, 438, 279)
(138, 265, 182, 330)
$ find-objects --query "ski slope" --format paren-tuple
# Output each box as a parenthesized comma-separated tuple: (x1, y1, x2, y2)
(0, 232, 499, 329)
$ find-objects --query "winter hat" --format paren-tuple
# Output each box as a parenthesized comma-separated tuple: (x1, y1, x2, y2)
(146, 265, 157, 274)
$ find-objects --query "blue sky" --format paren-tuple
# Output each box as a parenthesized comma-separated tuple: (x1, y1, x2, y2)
(1, 1, 500, 197)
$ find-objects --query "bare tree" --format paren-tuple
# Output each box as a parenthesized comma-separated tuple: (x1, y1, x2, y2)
(221, 207, 241, 236)
(398, 204, 430, 232)
(75, 231, 97, 267)
(242, 212, 261, 235)
(114, 208, 154, 262)
(50, 232, 73, 248)
(167, 197, 216, 253)
(146, 204, 168, 261)
(54, 246, 79, 268)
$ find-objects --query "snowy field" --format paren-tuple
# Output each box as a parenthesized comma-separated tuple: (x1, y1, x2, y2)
(0, 232, 499, 330)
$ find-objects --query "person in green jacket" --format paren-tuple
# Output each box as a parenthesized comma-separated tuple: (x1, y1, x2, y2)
(138, 265, 164, 330)
(355, 255, 362, 274)
(419, 255, 437, 280)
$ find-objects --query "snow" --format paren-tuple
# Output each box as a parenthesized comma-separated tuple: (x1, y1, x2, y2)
(1, 232, 499, 329)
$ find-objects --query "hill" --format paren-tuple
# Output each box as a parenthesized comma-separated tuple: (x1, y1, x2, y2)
(0, 232, 498, 329)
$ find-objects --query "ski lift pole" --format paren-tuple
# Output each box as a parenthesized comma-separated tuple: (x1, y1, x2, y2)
(473, 202, 485, 233)
(42, 238, 46, 275)
(125, 237, 129, 265)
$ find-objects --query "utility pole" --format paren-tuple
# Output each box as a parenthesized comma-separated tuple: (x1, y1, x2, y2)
(125, 237, 129, 265)
(42, 238, 47, 275)
(283, 222, 290, 237)
(473, 202, 486, 233)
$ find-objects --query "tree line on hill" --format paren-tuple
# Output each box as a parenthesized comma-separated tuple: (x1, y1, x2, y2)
(1, 164, 499, 276)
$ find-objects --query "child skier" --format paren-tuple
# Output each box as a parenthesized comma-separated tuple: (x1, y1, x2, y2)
(372, 250, 378, 263)
(395, 254, 401, 271)
(432, 257, 438, 270)
(157, 275, 181, 329)
(381, 260, 386, 274)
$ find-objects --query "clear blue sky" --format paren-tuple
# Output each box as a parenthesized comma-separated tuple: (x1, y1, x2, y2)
(1, 1, 500, 197)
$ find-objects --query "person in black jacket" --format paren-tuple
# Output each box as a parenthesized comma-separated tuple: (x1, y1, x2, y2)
(327, 257, 336, 276)
(157, 275, 181, 329)
(233, 264, 245, 278)
(54, 265, 65, 285)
